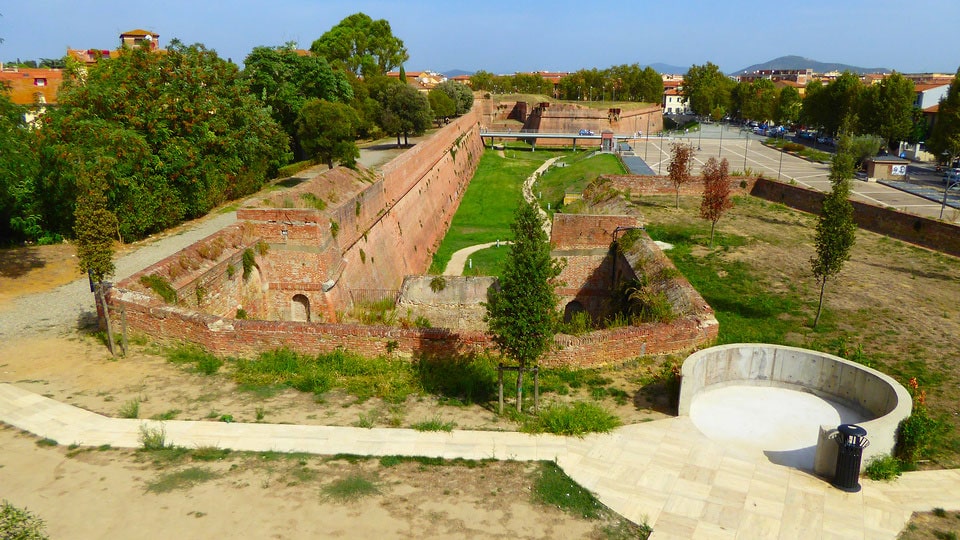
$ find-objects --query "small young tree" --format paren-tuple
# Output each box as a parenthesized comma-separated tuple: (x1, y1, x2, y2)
(427, 88, 455, 126)
(74, 168, 117, 283)
(667, 142, 695, 208)
(811, 132, 857, 328)
(699, 157, 733, 247)
(485, 199, 562, 412)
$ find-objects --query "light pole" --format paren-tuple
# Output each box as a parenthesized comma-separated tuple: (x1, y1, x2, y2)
(645, 114, 651, 161)
(777, 142, 785, 180)
(941, 177, 960, 220)
(658, 133, 664, 175)
(697, 119, 702, 151)
(743, 132, 749, 171)
(718, 122, 724, 157)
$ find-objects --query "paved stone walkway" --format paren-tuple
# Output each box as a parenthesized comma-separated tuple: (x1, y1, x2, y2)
(3, 383, 957, 539)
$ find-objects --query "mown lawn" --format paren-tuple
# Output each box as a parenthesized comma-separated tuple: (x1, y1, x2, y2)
(429, 148, 563, 274)
(533, 152, 626, 214)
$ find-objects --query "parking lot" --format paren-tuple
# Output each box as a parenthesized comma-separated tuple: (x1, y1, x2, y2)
(637, 123, 960, 222)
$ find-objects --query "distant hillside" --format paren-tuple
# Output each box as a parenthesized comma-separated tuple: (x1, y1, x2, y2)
(731, 55, 890, 75)
(442, 69, 471, 78)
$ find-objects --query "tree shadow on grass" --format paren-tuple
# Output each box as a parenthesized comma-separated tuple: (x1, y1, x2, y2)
(414, 352, 498, 405)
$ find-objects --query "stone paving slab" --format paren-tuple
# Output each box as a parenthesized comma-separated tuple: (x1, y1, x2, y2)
(2, 382, 958, 538)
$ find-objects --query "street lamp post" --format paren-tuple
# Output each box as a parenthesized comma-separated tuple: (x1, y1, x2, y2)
(743, 132, 749, 171)
(941, 177, 960, 220)
(777, 142, 785, 180)
(645, 114, 650, 161)
(697, 120, 702, 151)
(718, 122, 724, 157)
(658, 133, 664, 175)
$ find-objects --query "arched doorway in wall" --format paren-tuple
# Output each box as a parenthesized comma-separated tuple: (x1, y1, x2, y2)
(563, 300, 585, 323)
(291, 294, 310, 322)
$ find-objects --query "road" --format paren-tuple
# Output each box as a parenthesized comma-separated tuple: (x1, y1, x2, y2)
(639, 124, 958, 222)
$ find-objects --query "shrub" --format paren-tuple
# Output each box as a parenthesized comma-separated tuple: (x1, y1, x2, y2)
(255, 240, 270, 256)
(864, 454, 902, 481)
(896, 378, 949, 464)
(411, 417, 455, 432)
(119, 399, 140, 419)
(0, 500, 48, 540)
(522, 401, 621, 436)
(330, 220, 340, 238)
(139, 424, 167, 450)
(235, 308, 248, 319)
(242, 248, 255, 280)
(300, 192, 327, 211)
(139, 274, 177, 304)
(429, 276, 446, 292)
(782, 142, 805, 152)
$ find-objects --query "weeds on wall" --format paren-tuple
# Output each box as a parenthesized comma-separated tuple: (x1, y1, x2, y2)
(140, 274, 177, 304)
(242, 249, 255, 280)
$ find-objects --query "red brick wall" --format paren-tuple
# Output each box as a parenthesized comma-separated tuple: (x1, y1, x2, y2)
(550, 214, 639, 249)
(750, 178, 960, 258)
(600, 175, 758, 197)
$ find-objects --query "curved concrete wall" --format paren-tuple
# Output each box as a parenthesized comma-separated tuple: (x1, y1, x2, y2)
(678, 344, 912, 474)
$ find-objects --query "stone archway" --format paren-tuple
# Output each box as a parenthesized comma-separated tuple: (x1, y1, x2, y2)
(563, 300, 585, 323)
(291, 294, 310, 322)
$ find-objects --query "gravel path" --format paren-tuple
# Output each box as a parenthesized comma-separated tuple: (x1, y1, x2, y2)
(0, 211, 238, 341)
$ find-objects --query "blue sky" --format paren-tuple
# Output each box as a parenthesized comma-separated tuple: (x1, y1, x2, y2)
(1, 0, 957, 74)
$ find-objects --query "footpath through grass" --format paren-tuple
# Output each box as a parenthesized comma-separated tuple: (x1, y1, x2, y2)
(534, 152, 626, 214)
(428, 148, 563, 274)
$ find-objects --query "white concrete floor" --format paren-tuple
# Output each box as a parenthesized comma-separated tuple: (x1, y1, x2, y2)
(689, 385, 868, 470)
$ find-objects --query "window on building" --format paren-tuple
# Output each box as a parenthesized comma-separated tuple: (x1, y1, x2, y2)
(34, 78, 46, 87)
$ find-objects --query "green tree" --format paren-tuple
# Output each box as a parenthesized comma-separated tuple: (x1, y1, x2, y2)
(859, 72, 915, 151)
(776, 85, 802, 125)
(485, 199, 561, 412)
(740, 79, 779, 122)
(803, 72, 863, 135)
(435, 80, 474, 115)
(38, 40, 289, 241)
(74, 166, 117, 282)
(811, 132, 857, 328)
(310, 12, 408, 78)
(0, 91, 42, 244)
(927, 66, 960, 166)
(683, 62, 735, 116)
(297, 99, 361, 169)
(699, 157, 733, 247)
(469, 70, 495, 92)
(243, 44, 352, 159)
(427, 89, 456, 125)
(380, 83, 432, 147)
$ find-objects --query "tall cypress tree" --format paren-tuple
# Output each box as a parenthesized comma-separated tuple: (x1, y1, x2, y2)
(811, 131, 857, 328)
(485, 199, 561, 412)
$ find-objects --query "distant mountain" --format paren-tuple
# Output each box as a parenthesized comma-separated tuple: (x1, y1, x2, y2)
(442, 69, 472, 78)
(646, 63, 689, 75)
(731, 55, 890, 75)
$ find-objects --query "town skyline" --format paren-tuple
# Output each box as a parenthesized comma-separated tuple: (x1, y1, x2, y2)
(1, 0, 958, 75)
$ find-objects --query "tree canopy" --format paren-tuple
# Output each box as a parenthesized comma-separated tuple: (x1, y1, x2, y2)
(243, 44, 352, 159)
(928, 66, 960, 165)
(434, 80, 474, 115)
(683, 62, 735, 116)
(485, 199, 561, 411)
(858, 72, 915, 150)
(36, 40, 289, 241)
(699, 157, 733, 247)
(0, 91, 41, 244)
(297, 99, 361, 169)
(380, 83, 432, 146)
(310, 12, 408, 78)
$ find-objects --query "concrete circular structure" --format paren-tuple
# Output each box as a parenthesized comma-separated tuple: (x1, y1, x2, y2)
(678, 344, 912, 476)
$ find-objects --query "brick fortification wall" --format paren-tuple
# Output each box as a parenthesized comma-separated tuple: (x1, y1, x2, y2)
(749, 178, 960, 258)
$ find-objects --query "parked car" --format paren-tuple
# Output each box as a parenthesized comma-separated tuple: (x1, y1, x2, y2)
(945, 169, 960, 185)
(578, 129, 594, 136)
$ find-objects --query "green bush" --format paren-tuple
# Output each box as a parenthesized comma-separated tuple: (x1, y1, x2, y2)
(0, 500, 48, 540)
(242, 248, 256, 280)
(522, 401, 621, 436)
(895, 405, 948, 464)
(277, 159, 315, 178)
(782, 142, 805, 152)
(863, 454, 902, 481)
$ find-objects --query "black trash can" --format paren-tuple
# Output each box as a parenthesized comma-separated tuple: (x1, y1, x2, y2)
(833, 424, 869, 492)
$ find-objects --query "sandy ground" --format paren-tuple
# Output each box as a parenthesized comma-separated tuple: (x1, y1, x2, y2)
(0, 242, 650, 539)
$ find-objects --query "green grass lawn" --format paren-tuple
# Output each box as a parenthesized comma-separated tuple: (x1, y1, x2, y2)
(429, 148, 562, 274)
(533, 152, 626, 214)
(459, 245, 509, 279)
